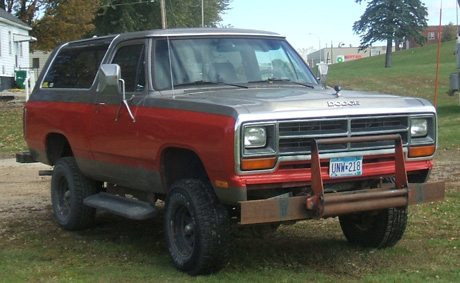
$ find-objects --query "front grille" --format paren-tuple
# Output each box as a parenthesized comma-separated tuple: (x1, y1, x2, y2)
(278, 115, 409, 154)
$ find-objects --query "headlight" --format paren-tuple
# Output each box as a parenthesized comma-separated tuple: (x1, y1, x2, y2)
(244, 127, 267, 148)
(411, 118, 428, 137)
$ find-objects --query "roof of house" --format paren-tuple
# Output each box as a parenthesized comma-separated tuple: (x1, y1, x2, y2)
(0, 7, 30, 29)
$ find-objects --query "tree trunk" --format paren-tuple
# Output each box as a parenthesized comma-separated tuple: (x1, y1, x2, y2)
(385, 38, 393, 68)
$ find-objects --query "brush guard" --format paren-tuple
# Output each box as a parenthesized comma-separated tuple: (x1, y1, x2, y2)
(239, 134, 445, 225)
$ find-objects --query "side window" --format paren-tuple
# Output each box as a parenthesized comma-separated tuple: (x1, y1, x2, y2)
(112, 44, 145, 92)
(153, 40, 171, 90)
(43, 43, 108, 88)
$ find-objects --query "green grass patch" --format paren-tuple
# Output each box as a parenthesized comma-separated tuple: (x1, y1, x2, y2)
(1, 205, 459, 282)
(0, 102, 27, 157)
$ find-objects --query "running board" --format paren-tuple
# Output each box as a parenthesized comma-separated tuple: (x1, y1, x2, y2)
(16, 151, 36, 163)
(84, 192, 156, 220)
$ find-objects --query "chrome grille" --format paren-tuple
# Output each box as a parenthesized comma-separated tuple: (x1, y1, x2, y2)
(278, 116, 409, 154)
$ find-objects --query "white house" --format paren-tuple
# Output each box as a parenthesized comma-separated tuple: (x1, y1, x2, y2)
(30, 50, 50, 80)
(0, 8, 34, 91)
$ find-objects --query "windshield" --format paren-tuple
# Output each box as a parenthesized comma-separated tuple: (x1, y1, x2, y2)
(152, 37, 318, 90)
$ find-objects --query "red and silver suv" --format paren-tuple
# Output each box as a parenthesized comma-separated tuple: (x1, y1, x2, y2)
(21, 28, 444, 275)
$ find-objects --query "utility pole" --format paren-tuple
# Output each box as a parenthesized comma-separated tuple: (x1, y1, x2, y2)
(161, 0, 166, 29)
(201, 0, 204, 27)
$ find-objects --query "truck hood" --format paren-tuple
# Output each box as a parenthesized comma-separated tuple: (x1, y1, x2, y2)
(172, 86, 435, 119)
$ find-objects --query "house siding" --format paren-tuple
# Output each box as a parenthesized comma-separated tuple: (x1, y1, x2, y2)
(0, 8, 32, 90)
(29, 50, 51, 80)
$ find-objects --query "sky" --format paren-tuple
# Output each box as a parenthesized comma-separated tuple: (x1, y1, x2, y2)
(220, 0, 459, 50)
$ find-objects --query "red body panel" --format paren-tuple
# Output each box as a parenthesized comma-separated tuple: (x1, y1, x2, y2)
(24, 101, 434, 193)
(25, 101, 237, 185)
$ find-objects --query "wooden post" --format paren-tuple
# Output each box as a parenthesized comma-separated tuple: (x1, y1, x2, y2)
(161, 0, 166, 29)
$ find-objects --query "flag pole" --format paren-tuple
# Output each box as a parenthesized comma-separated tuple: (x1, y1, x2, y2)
(434, 0, 443, 107)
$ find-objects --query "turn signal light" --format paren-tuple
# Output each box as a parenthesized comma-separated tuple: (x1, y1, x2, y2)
(241, 157, 276, 170)
(409, 145, 435, 157)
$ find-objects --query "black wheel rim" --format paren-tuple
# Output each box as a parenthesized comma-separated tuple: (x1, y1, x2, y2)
(170, 203, 195, 259)
(56, 176, 71, 218)
(349, 213, 377, 231)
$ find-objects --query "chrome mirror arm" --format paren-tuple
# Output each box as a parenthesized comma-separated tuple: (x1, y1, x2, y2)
(115, 79, 136, 123)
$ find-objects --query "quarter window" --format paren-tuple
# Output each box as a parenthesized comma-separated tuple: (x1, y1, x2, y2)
(43, 41, 109, 88)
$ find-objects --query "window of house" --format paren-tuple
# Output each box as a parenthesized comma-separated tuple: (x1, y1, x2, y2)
(32, 58, 39, 69)
(428, 32, 436, 40)
(8, 31, 12, 55)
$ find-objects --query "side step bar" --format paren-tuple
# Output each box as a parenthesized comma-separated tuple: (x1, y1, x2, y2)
(84, 192, 156, 220)
(16, 151, 36, 163)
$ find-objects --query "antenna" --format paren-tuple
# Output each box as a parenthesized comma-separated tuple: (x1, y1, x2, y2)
(166, 36, 175, 99)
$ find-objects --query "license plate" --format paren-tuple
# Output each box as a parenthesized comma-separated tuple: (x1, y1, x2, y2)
(329, 156, 363, 178)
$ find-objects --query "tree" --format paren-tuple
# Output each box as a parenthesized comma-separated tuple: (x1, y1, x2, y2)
(442, 22, 456, 42)
(92, 0, 230, 36)
(164, 0, 229, 28)
(91, 0, 157, 35)
(0, 0, 47, 25)
(354, 0, 428, 68)
(27, 0, 230, 51)
(31, 0, 100, 51)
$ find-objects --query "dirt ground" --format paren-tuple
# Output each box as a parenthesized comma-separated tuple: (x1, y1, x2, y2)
(0, 151, 458, 223)
(0, 159, 52, 222)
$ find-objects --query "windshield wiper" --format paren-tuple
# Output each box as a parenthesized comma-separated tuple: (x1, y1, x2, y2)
(174, 80, 248, 89)
(248, 78, 315, 89)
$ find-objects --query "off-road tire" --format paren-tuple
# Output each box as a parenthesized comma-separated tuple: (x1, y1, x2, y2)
(51, 157, 97, 230)
(339, 207, 407, 248)
(164, 179, 230, 275)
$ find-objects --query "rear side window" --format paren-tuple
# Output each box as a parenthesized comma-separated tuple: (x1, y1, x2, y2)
(43, 42, 109, 89)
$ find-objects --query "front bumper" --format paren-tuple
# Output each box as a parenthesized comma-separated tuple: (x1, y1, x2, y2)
(239, 181, 445, 224)
(238, 134, 445, 225)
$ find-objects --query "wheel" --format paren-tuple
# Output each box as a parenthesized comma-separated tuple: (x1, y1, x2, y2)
(164, 179, 230, 275)
(339, 207, 407, 248)
(51, 157, 97, 230)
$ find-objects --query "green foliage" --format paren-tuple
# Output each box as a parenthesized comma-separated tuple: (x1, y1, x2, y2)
(92, 0, 230, 36)
(92, 0, 157, 35)
(354, 0, 428, 68)
(28, 0, 230, 50)
(442, 23, 456, 42)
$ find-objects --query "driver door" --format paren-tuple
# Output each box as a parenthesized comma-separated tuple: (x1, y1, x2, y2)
(88, 40, 147, 185)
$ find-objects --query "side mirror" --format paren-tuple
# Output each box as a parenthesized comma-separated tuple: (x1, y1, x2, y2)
(98, 64, 136, 123)
(317, 63, 329, 87)
(97, 64, 122, 94)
